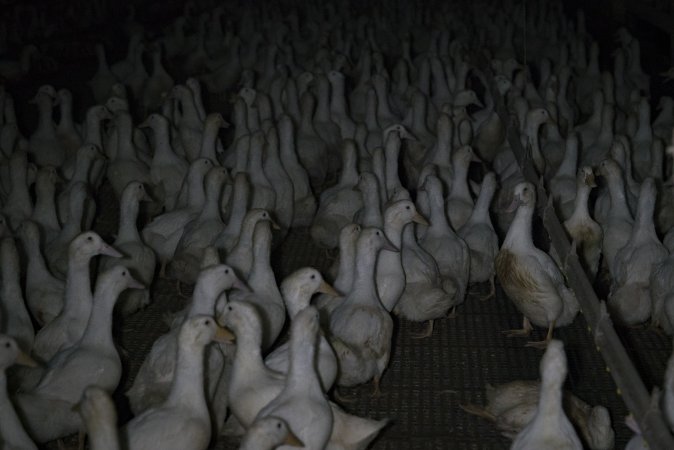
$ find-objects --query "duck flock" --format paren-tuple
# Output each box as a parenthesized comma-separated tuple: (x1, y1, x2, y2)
(1, 0, 674, 448)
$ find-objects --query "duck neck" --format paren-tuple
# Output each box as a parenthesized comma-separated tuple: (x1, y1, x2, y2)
(329, 76, 347, 117)
(468, 181, 495, 226)
(79, 281, 121, 349)
(201, 180, 223, 221)
(315, 80, 331, 122)
(117, 194, 141, 243)
(24, 234, 53, 282)
(374, 80, 394, 121)
(538, 377, 564, 418)
(1, 250, 21, 303)
(63, 255, 93, 319)
(286, 337, 322, 395)
(186, 170, 207, 209)
(166, 340, 209, 416)
(412, 96, 427, 134)
(606, 173, 631, 219)
(365, 92, 379, 130)
(352, 241, 379, 303)
(34, 180, 60, 229)
(116, 117, 136, 160)
(58, 100, 75, 132)
(428, 185, 452, 234)
(503, 203, 534, 250)
(85, 114, 103, 148)
(339, 147, 359, 186)
(200, 121, 219, 162)
(282, 286, 310, 319)
(37, 97, 54, 134)
(384, 136, 402, 195)
(526, 122, 545, 173)
(334, 241, 357, 294)
(569, 183, 592, 223)
(72, 156, 94, 184)
(554, 141, 577, 179)
(151, 121, 172, 160)
(248, 234, 276, 293)
(450, 161, 471, 203)
(232, 325, 266, 376)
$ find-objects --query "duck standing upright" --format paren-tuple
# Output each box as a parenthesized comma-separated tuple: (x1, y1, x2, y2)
(496, 182, 579, 348)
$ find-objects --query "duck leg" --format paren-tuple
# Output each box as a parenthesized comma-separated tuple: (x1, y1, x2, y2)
(525, 321, 555, 349)
(459, 403, 497, 422)
(480, 276, 496, 301)
(333, 387, 357, 404)
(410, 320, 434, 339)
(502, 316, 533, 337)
(371, 376, 382, 398)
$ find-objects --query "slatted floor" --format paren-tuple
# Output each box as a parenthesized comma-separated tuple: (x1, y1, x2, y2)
(38, 184, 671, 449)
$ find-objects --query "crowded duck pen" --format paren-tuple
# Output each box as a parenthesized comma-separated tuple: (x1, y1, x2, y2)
(2, 0, 674, 448)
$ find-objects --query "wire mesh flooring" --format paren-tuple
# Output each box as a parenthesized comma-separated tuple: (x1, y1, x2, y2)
(39, 196, 672, 449)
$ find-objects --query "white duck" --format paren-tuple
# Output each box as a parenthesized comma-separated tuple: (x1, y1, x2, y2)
(421, 175, 471, 306)
(169, 166, 228, 284)
(265, 268, 339, 391)
(278, 114, 316, 227)
(458, 172, 499, 298)
(32, 232, 122, 362)
(257, 306, 333, 449)
(99, 181, 156, 315)
(106, 111, 150, 199)
(14, 266, 142, 443)
(495, 182, 579, 348)
(376, 200, 427, 312)
(76, 386, 120, 450)
(0, 334, 38, 450)
(463, 380, 612, 449)
(226, 209, 275, 279)
(138, 113, 188, 212)
(126, 264, 244, 415)
(224, 300, 286, 429)
(329, 228, 397, 395)
(596, 158, 634, 279)
(27, 85, 64, 168)
(18, 221, 64, 327)
(310, 139, 363, 249)
(229, 220, 284, 350)
(121, 315, 233, 450)
(563, 167, 603, 280)
(29, 166, 61, 245)
(446, 145, 478, 230)
(215, 172, 251, 253)
(610, 178, 668, 325)
(0, 237, 34, 352)
(2, 150, 33, 231)
(142, 158, 212, 276)
(511, 340, 583, 449)
(548, 134, 579, 221)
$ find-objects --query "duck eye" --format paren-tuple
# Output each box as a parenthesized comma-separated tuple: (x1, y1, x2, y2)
(87, 236, 93, 241)
(228, 306, 233, 311)
(224, 269, 229, 274)
(277, 422, 282, 429)
(406, 206, 410, 210)
(4, 342, 10, 348)
(204, 319, 210, 325)
(310, 274, 315, 280)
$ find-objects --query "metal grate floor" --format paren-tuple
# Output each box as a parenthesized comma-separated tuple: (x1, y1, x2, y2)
(35, 182, 673, 449)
